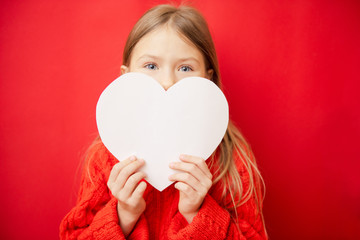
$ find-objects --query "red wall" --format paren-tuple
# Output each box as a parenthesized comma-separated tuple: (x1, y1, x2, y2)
(1, 0, 359, 239)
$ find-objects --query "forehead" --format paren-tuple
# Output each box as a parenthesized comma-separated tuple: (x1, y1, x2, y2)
(130, 26, 204, 62)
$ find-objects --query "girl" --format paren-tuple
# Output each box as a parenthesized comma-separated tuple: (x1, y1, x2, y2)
(60, 4, 267, 239)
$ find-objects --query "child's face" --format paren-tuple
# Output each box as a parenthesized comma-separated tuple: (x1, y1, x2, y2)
(121, 26, 213, 90)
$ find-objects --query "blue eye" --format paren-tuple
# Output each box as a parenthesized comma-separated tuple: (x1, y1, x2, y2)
(179, 66, 193, 72)
(145, 63, 158, 70)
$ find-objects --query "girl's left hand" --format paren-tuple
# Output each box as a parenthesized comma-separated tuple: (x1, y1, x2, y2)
(169, 154, 213, 223)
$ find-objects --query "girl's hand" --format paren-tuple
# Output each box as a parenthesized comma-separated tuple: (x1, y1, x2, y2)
(107, 156, 147, 236)
(169, 154, 213, 223)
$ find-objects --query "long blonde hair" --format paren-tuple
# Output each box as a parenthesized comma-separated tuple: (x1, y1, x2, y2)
(89, 3, 265, 232)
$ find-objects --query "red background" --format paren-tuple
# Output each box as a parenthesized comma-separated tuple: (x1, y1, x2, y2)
(1, 0, 359, 239)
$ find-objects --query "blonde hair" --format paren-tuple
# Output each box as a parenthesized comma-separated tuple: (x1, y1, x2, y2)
(88, 3, 265, 234)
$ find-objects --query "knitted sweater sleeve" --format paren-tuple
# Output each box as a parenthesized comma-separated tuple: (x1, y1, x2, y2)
(167, 153, 267, 240)
(59, 143, 149, 240)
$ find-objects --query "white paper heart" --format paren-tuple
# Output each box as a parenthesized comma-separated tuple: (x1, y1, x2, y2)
(96, 72, 229, 191)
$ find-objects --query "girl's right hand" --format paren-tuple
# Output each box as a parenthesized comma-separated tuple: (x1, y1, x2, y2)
(107, 156, 147, 236)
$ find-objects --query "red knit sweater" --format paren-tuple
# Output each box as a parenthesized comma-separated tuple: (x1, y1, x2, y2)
(60, 142, 267, 239)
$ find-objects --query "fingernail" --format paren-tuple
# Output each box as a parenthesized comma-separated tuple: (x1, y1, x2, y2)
(169, 162, 175, 168)
(130, 156, 136, 161)
(179, 154, 186, 160)
(138, 158, 144, 163)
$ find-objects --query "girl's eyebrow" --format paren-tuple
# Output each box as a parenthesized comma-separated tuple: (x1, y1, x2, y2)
(177, 57, 200, 65)
(137, 54, 161, 61)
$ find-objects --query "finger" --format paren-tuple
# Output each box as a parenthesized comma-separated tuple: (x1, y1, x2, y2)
(131, 181, 147, 201)
(121, 171, 147, 199)
(108, 156, 136, 185)
(114, 158, 145, 189)
(174, 182, 196, 197)
(169, 172, 204, 192)
(179, 154, 212, 180)
(169, 161, 210, 184)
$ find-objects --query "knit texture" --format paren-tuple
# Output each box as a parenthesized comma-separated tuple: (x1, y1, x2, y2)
(60, 142, 267, 239)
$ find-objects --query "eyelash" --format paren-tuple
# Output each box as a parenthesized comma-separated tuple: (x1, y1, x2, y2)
(144, 63, 158, 70)
(179, 65, 193, 72)
(143, 63, 193, 72)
